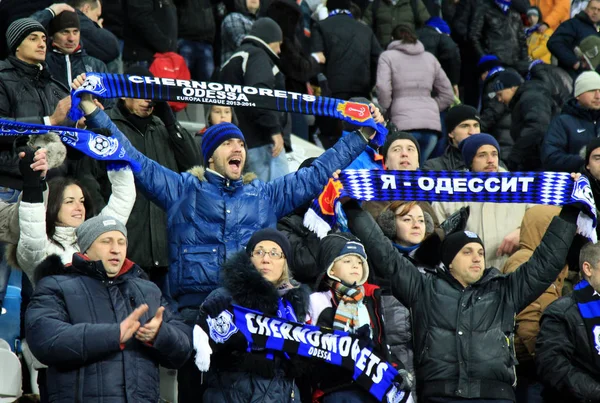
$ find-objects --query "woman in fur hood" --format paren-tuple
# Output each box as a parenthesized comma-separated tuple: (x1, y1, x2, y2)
(198, 227, 311, 403)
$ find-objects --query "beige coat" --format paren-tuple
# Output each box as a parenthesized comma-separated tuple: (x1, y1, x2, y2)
(433, 199, 530, 270)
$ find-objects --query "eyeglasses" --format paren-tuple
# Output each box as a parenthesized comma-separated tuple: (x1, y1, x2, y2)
(251, 249, 284, 259)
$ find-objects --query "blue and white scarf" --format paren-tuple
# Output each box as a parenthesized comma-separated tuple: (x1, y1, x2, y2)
(328, 9, 353, 18)
(494, 0, 511, 14)
(198, 304, 410, 403)
(573, 279, 600, 368)
(304, 170, 598, 242)
(69, 73, 387, 146)
(0, 118, 139, 171)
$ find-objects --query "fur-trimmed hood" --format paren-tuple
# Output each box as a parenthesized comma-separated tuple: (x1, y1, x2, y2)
(221, 251, 310, 320)
(187, 166, 257, 185)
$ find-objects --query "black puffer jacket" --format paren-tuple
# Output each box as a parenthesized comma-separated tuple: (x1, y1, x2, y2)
(548, 11, 599, 77)
(508, 78, 561, 171)
(277, 211, 322, 286)
(25, 254, 192, 403)
(220, 36, 286, 149)
(267, 0, 321, 94)
(418, 25, 461, 85)
(123, 0, 178, 63)
(105, 102, 199, 271)
(311, 14, 382, 99)
(344, 201, 576, 401)
(536, 293, 600, 402)
(529, 63, 573, 108)
(481, 72, 513, 160)
(175, 0, 216, 43)
(470, 0, 528, 71)
(201, 252, 311, 403)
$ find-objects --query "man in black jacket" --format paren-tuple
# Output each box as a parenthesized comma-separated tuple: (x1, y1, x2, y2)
(343, 180, 581, 402)
(493, 69, 559, 171)
(67, 0, 120, 65)
(548, 0, 600, 78)
(418, 17, 461, 94)
(424, 105, 481, 171)
(25, 215, 192, 402)
(220, 17, 289, 182)
(103, 66, 200, 282)
(121, 0, 177, 67)
(30, 7, 111, 104)
(536, 241, 600, 402)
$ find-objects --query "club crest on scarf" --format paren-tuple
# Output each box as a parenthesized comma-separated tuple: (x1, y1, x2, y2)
(337, 101, 371, 123)
(80, 74, 108, 96)
(88, 133, 119, 157)
(594, 325, 600, 355)
(207, 310, 239, 344)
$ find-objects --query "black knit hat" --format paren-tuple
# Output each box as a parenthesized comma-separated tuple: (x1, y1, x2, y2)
(585, 137, 600, 164)
(49, 11, 80, 36)
(248, 17, 282, 44)
(327, 0, 352, 10)
(246, 228, 292, 262)
(379, 128, 421, 164)
(441, 230, 484, 269)
(445, 105, 481, 134)
(6, 18, 47, 55)
(318, 233, 369, 286)
(492, 70, 524, 92)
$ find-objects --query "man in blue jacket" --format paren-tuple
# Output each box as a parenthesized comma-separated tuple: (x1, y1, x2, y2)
(25, 215, 192, 402)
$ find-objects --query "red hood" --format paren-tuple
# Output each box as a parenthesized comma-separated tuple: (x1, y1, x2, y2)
(74, 253, 135, 277)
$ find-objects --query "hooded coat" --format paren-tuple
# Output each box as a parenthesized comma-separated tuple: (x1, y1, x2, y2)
(376, 40, 454, 133)
(85, 108, 369, 310)
(502, 206, 568, 366)
(220, 0, 257, 65)
(343, 200, 577, 401)
(201, 251, 311, 403)
(25, 254, 192, 403)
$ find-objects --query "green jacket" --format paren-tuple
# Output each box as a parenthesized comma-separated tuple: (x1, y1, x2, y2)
(364, 0, 430, 49)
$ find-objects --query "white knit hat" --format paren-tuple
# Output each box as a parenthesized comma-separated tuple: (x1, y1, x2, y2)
(574, 71, 600, 97)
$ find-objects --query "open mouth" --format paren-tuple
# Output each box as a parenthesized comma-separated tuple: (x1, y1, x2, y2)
(229, 158, 242, 169)
(72, 214, 83, 219)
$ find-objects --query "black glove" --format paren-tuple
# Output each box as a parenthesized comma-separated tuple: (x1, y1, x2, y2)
(440, 206, 470, 237)
(200, 294, 233, 317)
(153, 101, 176, 127)
(559, 204, 582, 224)
(18, 147, 43, 203)
(355, 324, 373, 350)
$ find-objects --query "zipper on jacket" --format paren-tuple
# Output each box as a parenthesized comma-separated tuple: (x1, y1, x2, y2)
(66, 54, 72, 89)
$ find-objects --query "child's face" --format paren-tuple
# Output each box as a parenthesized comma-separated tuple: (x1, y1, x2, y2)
(528, 14, 539, 25)
(210, 106, 233, 125)
(330, 255, 364, 285)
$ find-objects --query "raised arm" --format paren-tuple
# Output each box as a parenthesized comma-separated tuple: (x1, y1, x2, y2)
(98, 166, 135, 224)
(343, 200, 425, 308)
(503, 213, 576, 313)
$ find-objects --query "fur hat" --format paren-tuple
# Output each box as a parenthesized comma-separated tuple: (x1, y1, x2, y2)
(376, 203, 434, 240)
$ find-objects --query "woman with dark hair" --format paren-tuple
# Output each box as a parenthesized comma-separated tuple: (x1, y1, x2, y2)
(376, 24, 454, 164)
(16, 160, 135, 284)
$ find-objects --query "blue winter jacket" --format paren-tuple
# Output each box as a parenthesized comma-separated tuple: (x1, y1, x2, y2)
(25, 254, 192, 403)
(541, 98, 600, 172)
(86, 109, 369, 309)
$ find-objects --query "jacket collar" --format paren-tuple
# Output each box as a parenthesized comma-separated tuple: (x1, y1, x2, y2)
(8, 55, 48, 78)
(242, 35, 280, 61)
(187, 166, 257, 187)
(562, 97, 600, 122)
(52, 226, 78, 248)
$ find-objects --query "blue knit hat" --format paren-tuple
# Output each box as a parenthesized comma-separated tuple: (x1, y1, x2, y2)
(476, 54, 501, 76)
(201, 122, 246, 165)
(426, 17, 451, 35)
(459, 133, 500, 167)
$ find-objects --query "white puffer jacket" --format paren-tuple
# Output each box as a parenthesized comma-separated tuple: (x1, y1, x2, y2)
(17, 167, 136, 284)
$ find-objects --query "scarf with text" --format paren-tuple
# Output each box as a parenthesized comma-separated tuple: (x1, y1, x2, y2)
(195, 304, 410, 403)
(0, 118, 140, 171)
(68, 73, 388, 146)
(573, 279, 600, 368)
(304, 170, 598, 241)
(328, 279, 369, 334)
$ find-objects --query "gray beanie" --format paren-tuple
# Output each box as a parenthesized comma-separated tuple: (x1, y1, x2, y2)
(76, 215, 128, 253)
(6, 18, 47, 55)
(249, 18, 283, 44)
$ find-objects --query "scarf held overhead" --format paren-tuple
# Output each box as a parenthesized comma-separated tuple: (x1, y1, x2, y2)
(69, 73, 388, 146)
(304, 170, 598, 241)
(0, 118, 140, 171)
(194, 304, 410, 403)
